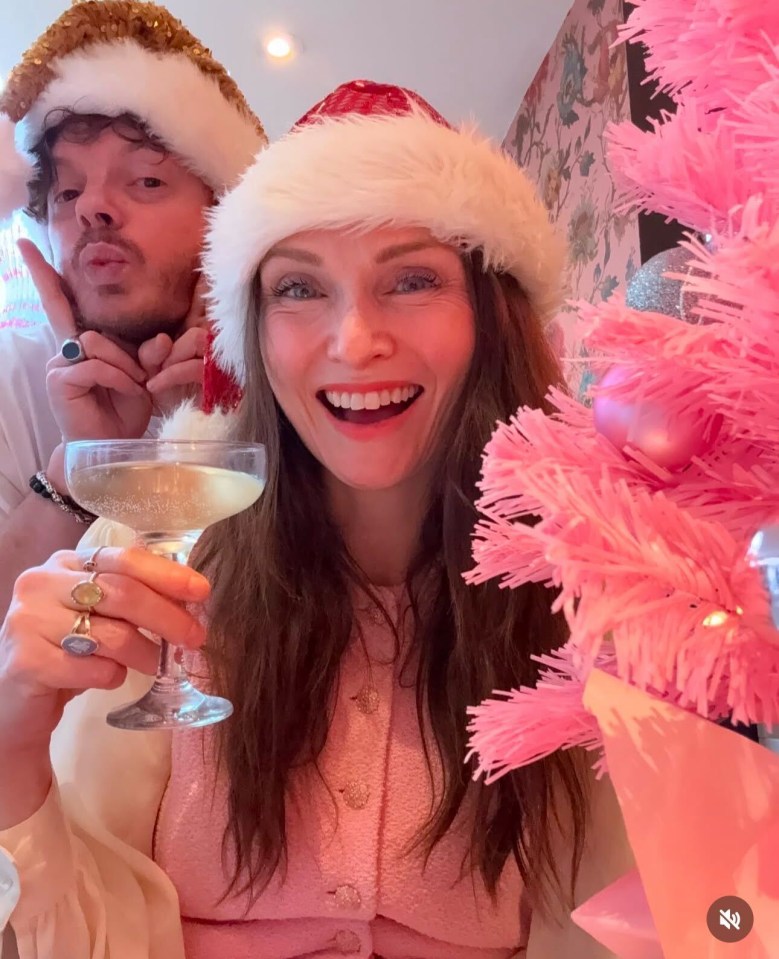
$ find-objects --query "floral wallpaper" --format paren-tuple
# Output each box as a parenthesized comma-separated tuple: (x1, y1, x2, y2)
(504, 0, 639, 385)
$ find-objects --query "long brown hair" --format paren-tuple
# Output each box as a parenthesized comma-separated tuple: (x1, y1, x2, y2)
(194, 250, 589, 917)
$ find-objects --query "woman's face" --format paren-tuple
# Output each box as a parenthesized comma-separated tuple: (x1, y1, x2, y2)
(258, 226, 476, 492)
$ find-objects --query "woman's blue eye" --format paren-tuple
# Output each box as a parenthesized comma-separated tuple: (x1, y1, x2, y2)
(139, 177, 164, 188)
(270, 279, 320, 300)
(395, 271, 439, 293)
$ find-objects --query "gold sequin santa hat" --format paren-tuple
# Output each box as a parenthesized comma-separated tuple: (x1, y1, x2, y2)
(0, 0, 267, 221)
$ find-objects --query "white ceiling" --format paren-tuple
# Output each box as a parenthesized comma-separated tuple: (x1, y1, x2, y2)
(0, 0, 572, 142)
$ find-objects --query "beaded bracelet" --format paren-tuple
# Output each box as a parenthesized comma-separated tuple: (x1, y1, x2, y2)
(29, 471, 97, 525)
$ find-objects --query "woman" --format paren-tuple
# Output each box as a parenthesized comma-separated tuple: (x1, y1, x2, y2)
(0, 81, 633, 958)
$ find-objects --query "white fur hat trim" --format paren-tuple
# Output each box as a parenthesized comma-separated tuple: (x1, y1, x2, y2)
(205, 110, 566, 382)
(0, 39, 265, 222)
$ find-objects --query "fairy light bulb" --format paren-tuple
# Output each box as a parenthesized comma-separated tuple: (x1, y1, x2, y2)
(702, 610, 728, 628)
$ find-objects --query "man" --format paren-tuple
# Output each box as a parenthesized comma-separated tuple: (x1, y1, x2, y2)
(0, 0, 264, 613)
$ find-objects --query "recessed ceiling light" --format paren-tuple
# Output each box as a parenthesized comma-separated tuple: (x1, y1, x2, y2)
(265, 33, 296, 60)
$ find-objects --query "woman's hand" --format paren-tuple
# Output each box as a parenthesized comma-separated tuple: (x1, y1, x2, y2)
(0, 546, 210, 757)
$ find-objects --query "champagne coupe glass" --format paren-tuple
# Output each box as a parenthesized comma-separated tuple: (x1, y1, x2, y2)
(64, 439, 266, 731)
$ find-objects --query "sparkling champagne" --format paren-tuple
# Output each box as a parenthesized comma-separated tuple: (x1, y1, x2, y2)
(68, 460, 265, 533)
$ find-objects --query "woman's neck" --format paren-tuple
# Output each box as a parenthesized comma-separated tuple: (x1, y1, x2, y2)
(326, 473, 430, 586)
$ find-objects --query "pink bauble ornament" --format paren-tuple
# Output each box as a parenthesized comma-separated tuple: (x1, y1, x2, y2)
(593, 366, 718, 471)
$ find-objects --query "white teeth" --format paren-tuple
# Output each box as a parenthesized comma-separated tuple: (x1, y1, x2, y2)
(323, 386, 421, 411)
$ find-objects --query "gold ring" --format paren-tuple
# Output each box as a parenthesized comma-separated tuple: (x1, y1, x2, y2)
(60, 611, 99, 657)
(71, 571, 104, 609)
(82, 545, 106, 573)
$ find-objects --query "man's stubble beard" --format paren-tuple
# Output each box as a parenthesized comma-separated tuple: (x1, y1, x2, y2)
(66, 260, 198, 347)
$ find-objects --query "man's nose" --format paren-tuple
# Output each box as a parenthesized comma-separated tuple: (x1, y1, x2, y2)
(74, 186, 122, 230)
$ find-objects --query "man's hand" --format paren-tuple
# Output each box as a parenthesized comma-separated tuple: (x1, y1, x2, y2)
(138, 275, 208, 418)
(19, 240, 153, 443)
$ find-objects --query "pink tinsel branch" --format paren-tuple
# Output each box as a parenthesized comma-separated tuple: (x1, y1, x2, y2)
(468, 512, 555, 589)
(473, 380, 779, 544)
(605, 105, 754, 233)
(466, 644, 615, 783)
(580, 222, 779, 449)
(468, 0, 779, 784)
(616, 0, 779, 114)
(729, 53, 779, 202)
(471, 428, 779, 726)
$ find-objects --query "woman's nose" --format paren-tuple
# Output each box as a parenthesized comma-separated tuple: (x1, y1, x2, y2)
(327, 304, 393, 366)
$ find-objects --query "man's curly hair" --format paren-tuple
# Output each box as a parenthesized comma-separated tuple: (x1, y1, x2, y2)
(26, 110, 167, 222)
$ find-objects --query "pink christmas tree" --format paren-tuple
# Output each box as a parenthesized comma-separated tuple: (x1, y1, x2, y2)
(467, 2, 779, 955)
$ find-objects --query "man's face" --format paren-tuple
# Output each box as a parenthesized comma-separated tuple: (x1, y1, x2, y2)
(46, 126, 212, 344)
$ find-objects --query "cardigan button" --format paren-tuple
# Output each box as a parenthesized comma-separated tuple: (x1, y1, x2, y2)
(334, 929, 361, 953)
(341, 780, 370, 810)
(332, 884, 362, 910)
(353, 685, 380, 714)
(367, 604, 385, 626)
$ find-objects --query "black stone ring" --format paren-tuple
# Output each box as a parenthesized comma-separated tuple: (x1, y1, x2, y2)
(61, 337, 86, 363)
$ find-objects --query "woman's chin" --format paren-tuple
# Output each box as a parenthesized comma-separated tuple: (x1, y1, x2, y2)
(324, 461, 422, 495)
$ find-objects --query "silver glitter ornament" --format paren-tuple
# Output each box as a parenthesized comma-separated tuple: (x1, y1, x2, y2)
(626, 247, 708, 324)
(746, 522, 779, 751)
(746, 522, 779, 631)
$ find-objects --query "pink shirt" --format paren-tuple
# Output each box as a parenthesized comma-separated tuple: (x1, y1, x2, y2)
(154, 587, 528, 958)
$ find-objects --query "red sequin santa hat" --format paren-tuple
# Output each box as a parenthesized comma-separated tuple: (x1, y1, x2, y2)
(167, 79, 566, 435)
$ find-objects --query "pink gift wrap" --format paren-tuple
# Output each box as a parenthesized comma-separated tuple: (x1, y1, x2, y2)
(575, 668, 779, 959)
(572, 868, 663, 959)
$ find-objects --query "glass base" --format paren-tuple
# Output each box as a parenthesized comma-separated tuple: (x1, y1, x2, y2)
(106, 677, 233, 731)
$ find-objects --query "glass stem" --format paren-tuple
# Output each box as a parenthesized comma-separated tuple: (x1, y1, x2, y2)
(155, 638, 186, 685)
(137, 535, 196, 689)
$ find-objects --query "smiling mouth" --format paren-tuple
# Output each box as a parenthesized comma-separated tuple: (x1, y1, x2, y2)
(318, 386, 423, 424)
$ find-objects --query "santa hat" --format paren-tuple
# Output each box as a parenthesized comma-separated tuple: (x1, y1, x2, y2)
(0, 0, 267, 223)
(163, 79, 566, 439)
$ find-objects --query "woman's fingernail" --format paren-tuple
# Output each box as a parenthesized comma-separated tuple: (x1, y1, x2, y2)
(186, 619, 208, 647)
(187, 574, 211, 599)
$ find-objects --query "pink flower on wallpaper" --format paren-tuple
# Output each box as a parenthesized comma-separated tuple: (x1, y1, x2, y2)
(524, 52, 551, 112)
(568, 195, 600, 266)
(592, 20, 626, 107)
(542, 149, 569, 211)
